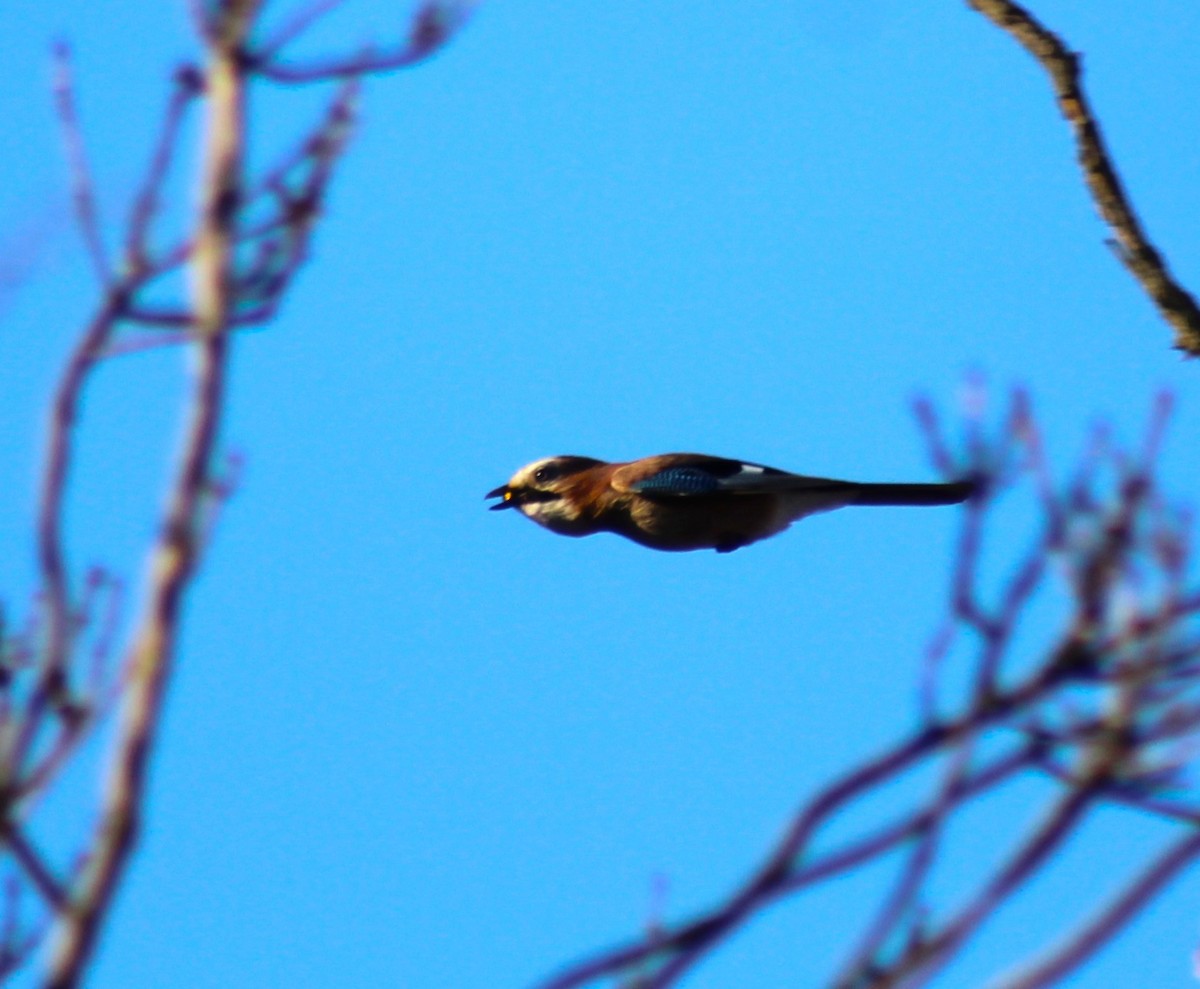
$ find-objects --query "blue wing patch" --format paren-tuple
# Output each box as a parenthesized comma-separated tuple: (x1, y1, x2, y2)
(631, 467, 722, 495)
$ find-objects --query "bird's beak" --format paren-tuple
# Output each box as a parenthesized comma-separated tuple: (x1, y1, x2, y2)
(486, 484, 515, 510)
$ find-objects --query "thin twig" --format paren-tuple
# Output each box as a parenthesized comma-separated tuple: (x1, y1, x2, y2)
(255, 0, 477, 82)
(256, 0, 351, 62)
(896, 785, 1096, 988)
(0, 876, 42, 978)
(966, 0, 1200, 354)
(782, 744, 1035, 894)
(833, 743, 973, 987)
(991, 828, 1200, 989)
(0, 825, 65, 911)
(51, 42, 111, 286)
(125, 68, 202, 268)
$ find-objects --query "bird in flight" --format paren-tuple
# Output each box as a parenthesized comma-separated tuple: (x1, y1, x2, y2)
(487, 453, 975, 553)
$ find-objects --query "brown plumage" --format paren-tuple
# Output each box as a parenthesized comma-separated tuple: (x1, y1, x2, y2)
(488, 453, 976, 553)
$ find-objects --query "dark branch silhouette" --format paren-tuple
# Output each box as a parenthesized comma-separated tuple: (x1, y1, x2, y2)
(966, 0, 1200, 356)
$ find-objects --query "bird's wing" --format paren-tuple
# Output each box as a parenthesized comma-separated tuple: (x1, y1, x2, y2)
(613, 454, 847, 498)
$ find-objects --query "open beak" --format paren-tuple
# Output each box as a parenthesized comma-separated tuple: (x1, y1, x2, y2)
(486, 484, 515, 510)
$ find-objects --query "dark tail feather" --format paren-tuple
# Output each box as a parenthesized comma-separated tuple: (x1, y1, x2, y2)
(849, 479, 977, 507)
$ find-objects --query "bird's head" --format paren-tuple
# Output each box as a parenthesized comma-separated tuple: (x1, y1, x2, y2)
(486, 455, 605, 532)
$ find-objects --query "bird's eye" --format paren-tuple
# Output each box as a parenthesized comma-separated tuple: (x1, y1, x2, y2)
(534, 466, 551, 484)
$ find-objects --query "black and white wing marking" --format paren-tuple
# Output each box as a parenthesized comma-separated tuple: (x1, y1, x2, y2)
(629, 458, 812, 498)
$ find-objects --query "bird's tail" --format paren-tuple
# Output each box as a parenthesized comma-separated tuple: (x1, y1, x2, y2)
(849, 479, 977, 507)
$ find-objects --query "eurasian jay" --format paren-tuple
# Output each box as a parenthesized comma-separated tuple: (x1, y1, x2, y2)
(486, 453, 975, 553)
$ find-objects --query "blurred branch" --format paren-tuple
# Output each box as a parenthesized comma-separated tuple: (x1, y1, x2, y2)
(0, 0, 479, 984)
(0, 827, 64, 914)
(966, 0, 1200, 356)
(253, 0, 478, 81)
(41, 0, 259, 978)
(993, 827, 1200, 989)
(0, 878, 41, 979)
(534, 390, 1200, 989)
(125, 67, 204, 270)
(51, 43, 110, 287)
(256, 0, 351, 60)
(831, 743, 969, 987)
(17, 290, 135, 787)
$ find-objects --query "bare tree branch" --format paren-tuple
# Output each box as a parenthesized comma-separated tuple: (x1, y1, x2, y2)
(257, 0, 351, 61)
(895, 785, 1096, 988)
(125, 69, 202, 270)
(832, 744, 973, 987)
(966, 0, 1200, 355)
(41, 0, 260, 980)
(254, 0, 478, 81)
(1, 2, 476, 983)
(992, 829, 1200, 989)
(0, 827, 64, 914)
(14, 290, 132, 781)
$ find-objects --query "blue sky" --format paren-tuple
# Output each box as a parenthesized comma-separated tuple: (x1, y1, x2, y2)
(2, 2, 1200, 987)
